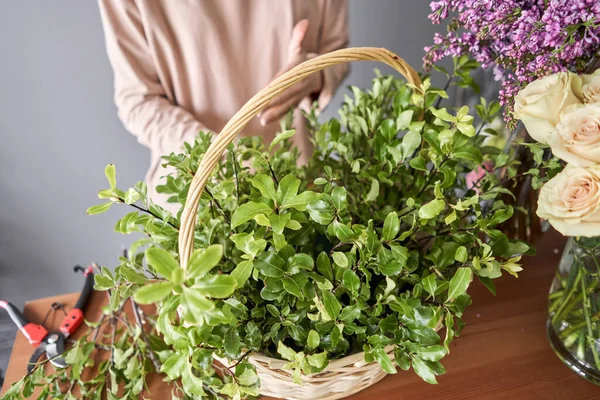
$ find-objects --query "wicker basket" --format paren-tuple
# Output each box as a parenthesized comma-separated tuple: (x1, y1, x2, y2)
(177, 48, 422, 400)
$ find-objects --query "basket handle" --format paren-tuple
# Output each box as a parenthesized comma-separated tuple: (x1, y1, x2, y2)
(177, 47, 422, 268)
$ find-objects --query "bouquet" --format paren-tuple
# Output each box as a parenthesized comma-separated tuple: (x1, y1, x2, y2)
(425, 0, 600, 126)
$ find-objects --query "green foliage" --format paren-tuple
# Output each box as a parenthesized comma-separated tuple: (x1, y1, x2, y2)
(5, 64, 546, 399)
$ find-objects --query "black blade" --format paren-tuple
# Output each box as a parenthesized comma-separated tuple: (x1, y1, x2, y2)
(27, 345, 47, 374)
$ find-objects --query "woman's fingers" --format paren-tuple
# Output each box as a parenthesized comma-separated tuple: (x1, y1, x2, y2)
(288, 19, 309, 61)
(259, 88, 305, 126)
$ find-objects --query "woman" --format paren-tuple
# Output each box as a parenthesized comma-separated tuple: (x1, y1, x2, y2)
(98, 0, 349, 209)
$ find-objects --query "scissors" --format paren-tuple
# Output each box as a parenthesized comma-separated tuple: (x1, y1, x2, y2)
(0, 265, 95, 373)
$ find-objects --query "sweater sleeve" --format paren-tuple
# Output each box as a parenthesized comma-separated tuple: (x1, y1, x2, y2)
(98, 0, 205, 155)
(314, 0, 349, 111)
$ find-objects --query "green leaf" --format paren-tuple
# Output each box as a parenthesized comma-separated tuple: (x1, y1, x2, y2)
(307, 330, 320, 349)
(230, 232, 267, 259)
(277, 341, 296, 361)
(447, 267, 472, 302)
(231, 260, 253, 287)
(401, 130, 421, 160)
(270, 213, 292, 235)
(331, 252, 348, 268)
(331, 187, 348, 211)
(282, 191, 319, 211)
(86, 202, 112, 215)
(250, 174, 278, 201)
(423, 273, 437, 297)
(124, 188, 140, 204)
(343, 269, 360, 294)
(273, 232, 287, 251)
(410, 156, 428, 171)
(182, 362, 207, 396)
(269, 129, 295, 151)
(396, 110, 414, 130)
(306, 351, 328, 369)
(412, 357, 437, 384)
(379, 261, 404, 276)
(445, 210, 457, 225)
(395, 349, 411, 371)
(477, 276, 496, 296)
(380, 118, 397, 141)
(105, 164, 116, 189)
(182, 286, 214, 313)
(382, 212, 400, 241)
(146, 247, 180, 279)
(339, 305, 361, 322)
(277, 174, 301, 204)
(331, 220, 355, 242)
(430, 107, 455, 122)
(133, 281, 174, 304)
(444, 311, 454, 350)
(373, 347, 396, 374)
(283, 277, 304, 299)
(455, 246, 468, 263)
(456, 122, 476, 137)
(418, 199, 445, 219)
(316, 252, 333, 281)
(489, 206, 514, 227)
(306, 199, 335, 225)
(418, 345, 447, 362)
(231, 202, 273, 228)
(321, 291, 341, 320)
(237, 367, 259, 386)
(286, 219, 302, 230)
(288, 253, 314, 271)
(255, 252, 287, 278)
(366, 179, 380, 202)
(254, 213, 271, 227)
(224, 327, 241, 358)
(187, 245, 223, 279)
(161, 352, 186, 380)
(453, 147, 482, 164)
(194, 274, 237, 298)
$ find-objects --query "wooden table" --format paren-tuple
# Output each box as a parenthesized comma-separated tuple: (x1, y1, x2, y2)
(2, 230, 599, 399)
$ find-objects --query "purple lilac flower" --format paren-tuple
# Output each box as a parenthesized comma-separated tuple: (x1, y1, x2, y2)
(425, 0, 600, 126)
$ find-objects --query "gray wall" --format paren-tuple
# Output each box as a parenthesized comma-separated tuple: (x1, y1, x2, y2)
(0, 1, 440, 307)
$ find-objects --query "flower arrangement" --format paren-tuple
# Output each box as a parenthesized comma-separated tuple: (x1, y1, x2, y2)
(3, 60, 541, 399)
(515, 69, 600, 381)
(515, 70, 600, 235)
(425, 0, 600, 125)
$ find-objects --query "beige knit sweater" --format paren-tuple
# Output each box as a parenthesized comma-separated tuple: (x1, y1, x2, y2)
(98, 0, 348, 208)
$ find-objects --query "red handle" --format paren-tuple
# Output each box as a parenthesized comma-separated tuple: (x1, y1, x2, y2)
(59, 308, 84, 336)
(0, 300, 48, 346)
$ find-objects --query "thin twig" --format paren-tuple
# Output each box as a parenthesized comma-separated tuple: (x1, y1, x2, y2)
(329, 241, 352, 257)
(267, 159, 279, 185)
(126, 201, 179, 230)
(416, 156, 449, 198)
(434, 76, 453, 109)
(229, 150, 241, 202)
(228, 349, 252, 370)
(205, 188, 232, 225)
(130, 298, 161, 371)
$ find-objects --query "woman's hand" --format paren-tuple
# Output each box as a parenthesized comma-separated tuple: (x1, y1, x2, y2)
(258, 19, 323, 126)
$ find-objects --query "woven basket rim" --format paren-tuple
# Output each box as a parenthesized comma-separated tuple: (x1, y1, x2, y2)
(245, 344, 395, 372)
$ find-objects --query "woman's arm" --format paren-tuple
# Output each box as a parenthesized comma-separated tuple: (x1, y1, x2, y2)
(98, 0, 206, 156)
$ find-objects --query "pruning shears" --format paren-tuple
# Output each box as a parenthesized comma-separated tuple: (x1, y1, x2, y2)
(0, 265, 95, 373)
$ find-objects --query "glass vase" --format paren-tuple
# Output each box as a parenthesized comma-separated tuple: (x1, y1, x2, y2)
(547, 237, 600, 384)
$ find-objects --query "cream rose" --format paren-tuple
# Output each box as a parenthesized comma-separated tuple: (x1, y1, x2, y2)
(582, 70, 600, 103)
(537, 164, 600, 237)
(514, 72, 583, 144)
(548, 103, 600, 167)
